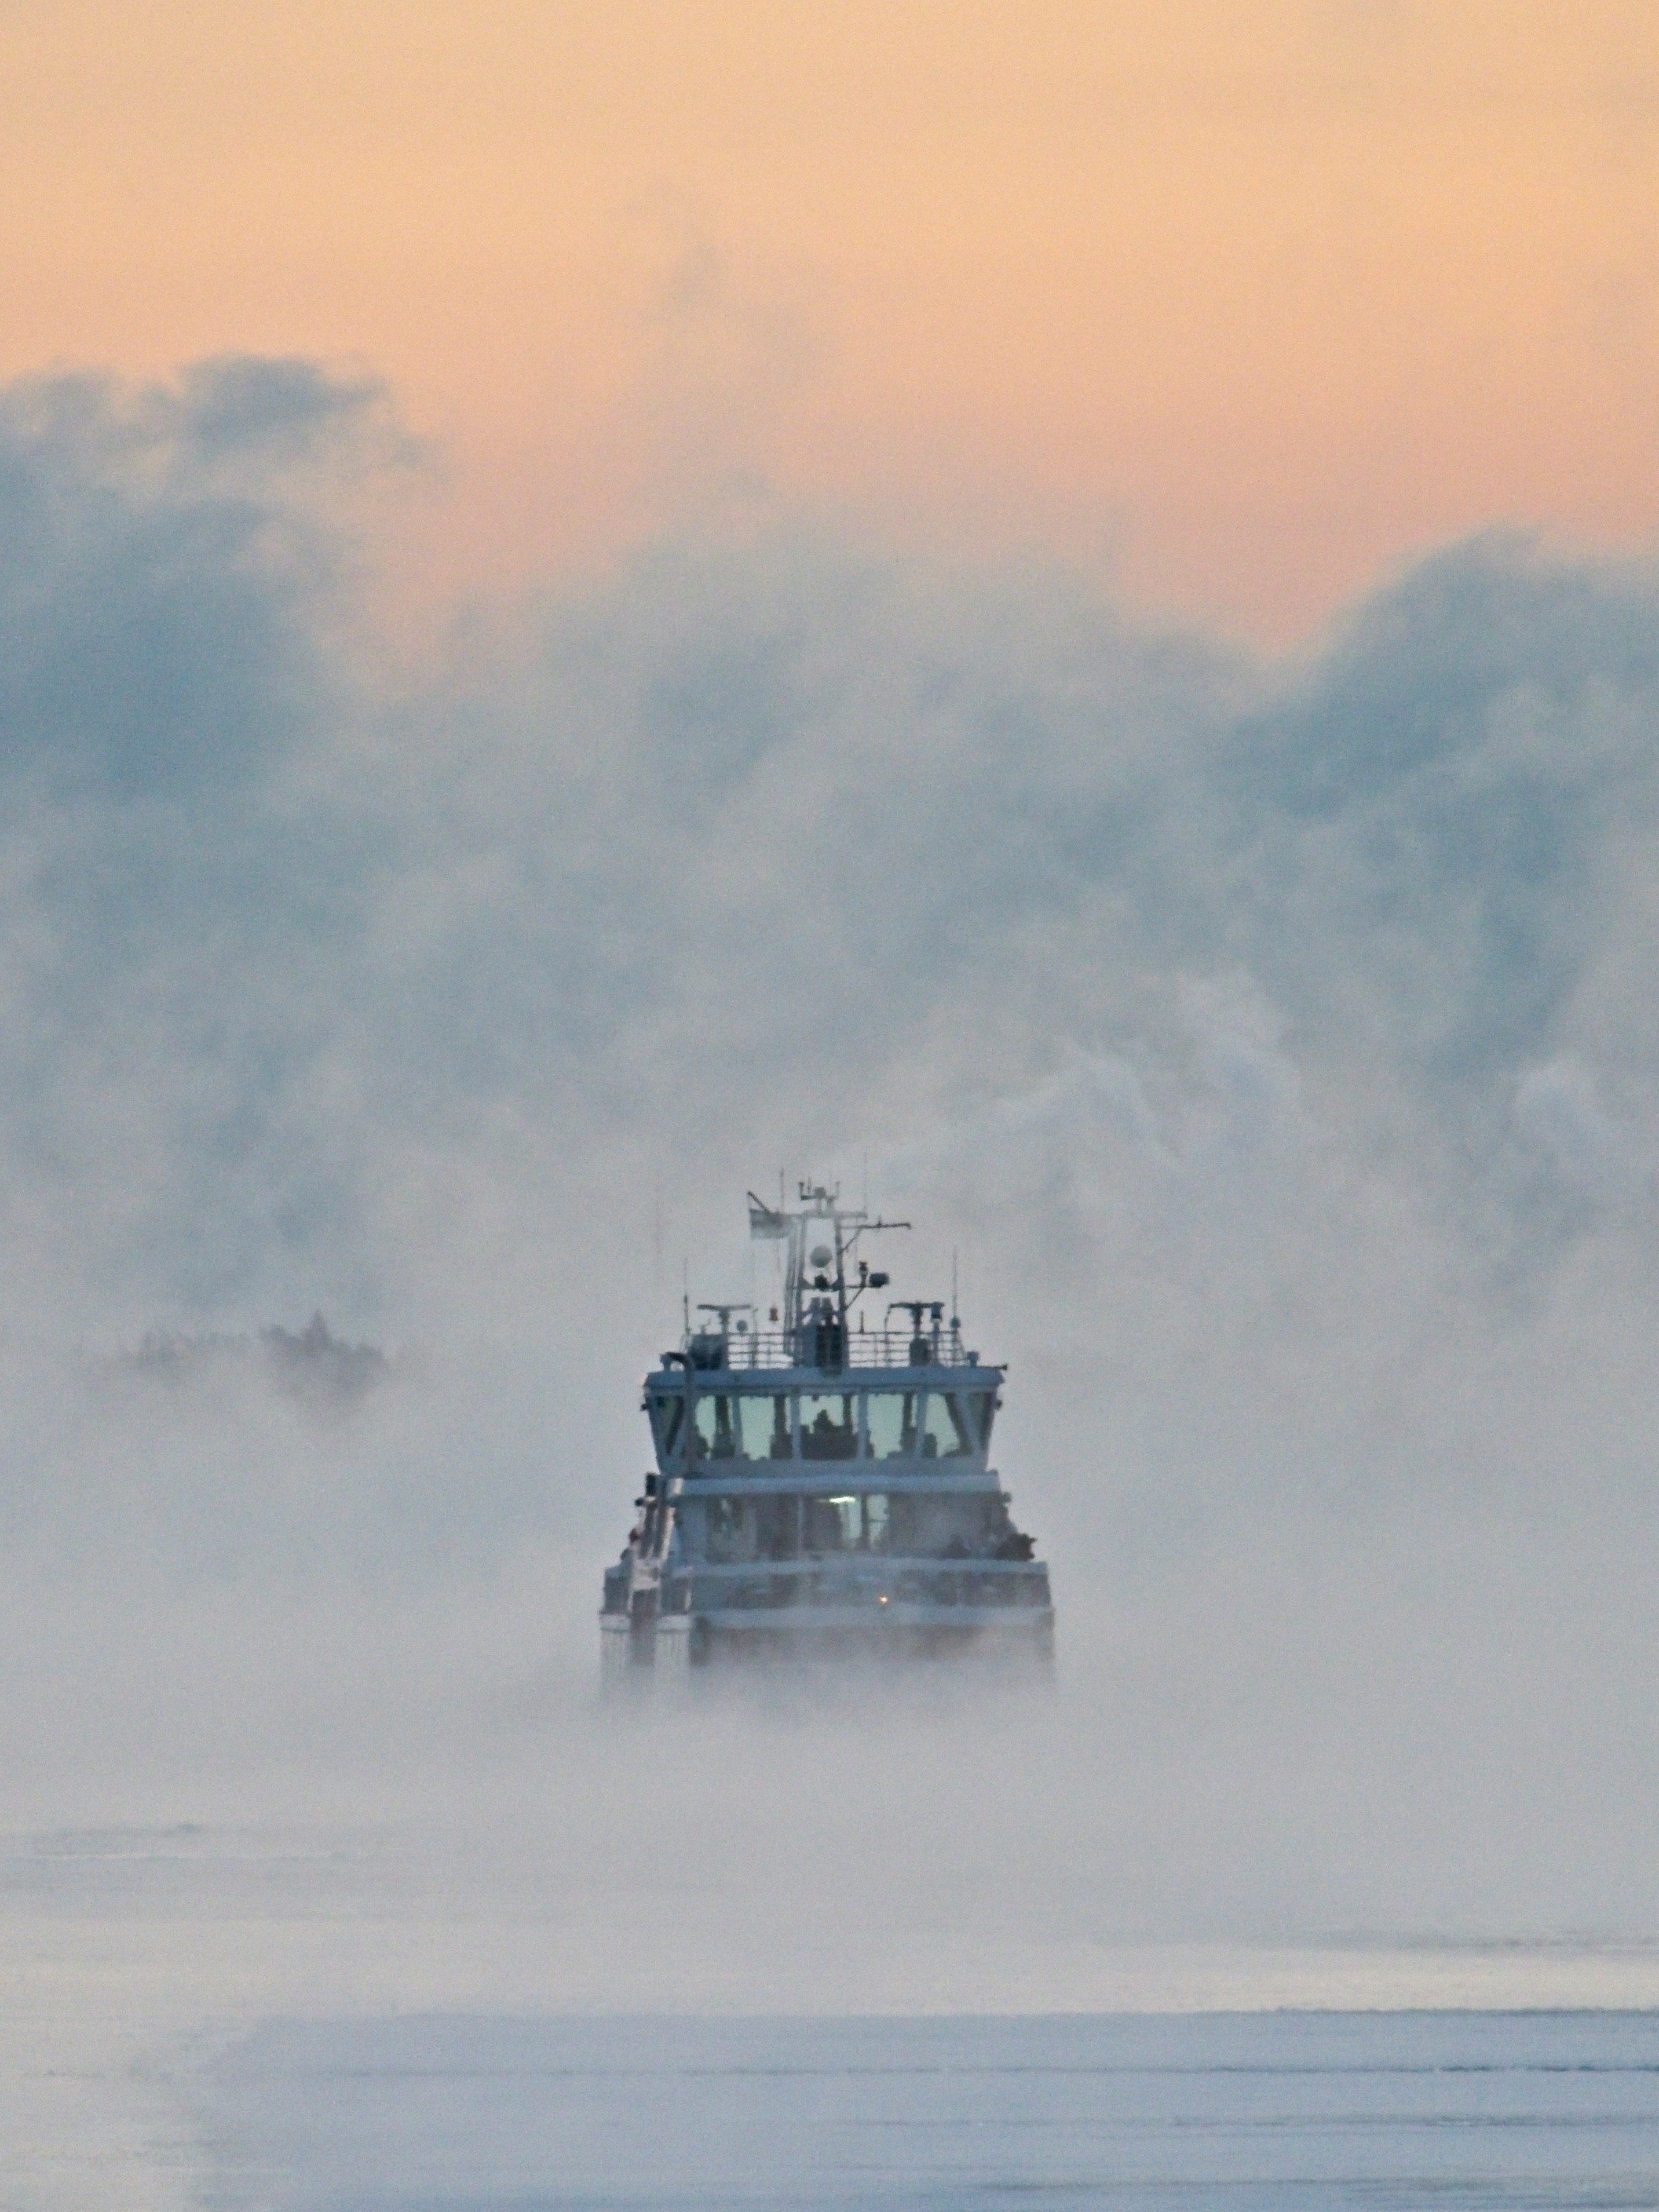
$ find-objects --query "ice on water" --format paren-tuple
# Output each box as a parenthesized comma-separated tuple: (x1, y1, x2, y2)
(203, 2009, 1659, 2211)
(9, 1826, 1659, 2209)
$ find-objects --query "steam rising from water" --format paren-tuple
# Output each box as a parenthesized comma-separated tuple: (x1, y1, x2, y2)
(3, 360, 1659, 1951)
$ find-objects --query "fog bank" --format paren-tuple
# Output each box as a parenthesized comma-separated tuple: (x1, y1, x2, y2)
(3, 361, 1659, 1941)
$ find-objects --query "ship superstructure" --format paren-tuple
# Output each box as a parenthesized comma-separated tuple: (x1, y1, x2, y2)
(601, 1184, 1053, 1677)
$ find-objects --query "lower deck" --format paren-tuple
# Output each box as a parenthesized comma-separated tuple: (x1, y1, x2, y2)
(601, 1554, 1054, 1680)
(601, 1605, 1054, 1678)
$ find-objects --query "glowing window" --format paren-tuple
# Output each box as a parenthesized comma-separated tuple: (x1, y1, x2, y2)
(802, 1494, 861, 1552)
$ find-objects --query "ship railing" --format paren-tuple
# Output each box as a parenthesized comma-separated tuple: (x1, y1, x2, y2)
(683, 1324, 971, 1373)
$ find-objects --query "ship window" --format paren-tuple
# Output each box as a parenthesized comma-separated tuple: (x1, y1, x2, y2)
(799, 1392, 856, 1460)
(919, 1391, 975, 1458)
(651, 1396, 685, 1459)
(971, 1392, 995, 1448)
(690, 1392, 739, 1459)
(802, 1493, 861, 1553)
(754, 1492, 799, 1559)
(886, 1493, 998, 1556)
(863, 1493, 890, 1553)
(704, 1497, 760, 1563)
(864, 1390, 918, 1458)
(736, 1393, 791, 1461)
(795, 1492, 892, 1553)
(692, 1495, 801, 1562)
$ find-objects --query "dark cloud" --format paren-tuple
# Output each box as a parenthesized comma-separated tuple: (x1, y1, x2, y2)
(1227, 538, 1659, 1126)
(0, 364, 392, 1322)
(0, 359, 379, 802)
(173, 355, 394, 470)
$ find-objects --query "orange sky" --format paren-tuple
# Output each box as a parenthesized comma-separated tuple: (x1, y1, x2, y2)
(4, 0, 1658, 641)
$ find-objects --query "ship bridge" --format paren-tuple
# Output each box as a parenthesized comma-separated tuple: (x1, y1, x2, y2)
(645, 1361, 998, 1473)
(646, 1184, 1000, 1479)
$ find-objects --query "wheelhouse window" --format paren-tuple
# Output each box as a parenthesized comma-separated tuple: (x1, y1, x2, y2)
(864, 1390, 918, 1458)
(737, 1392, 792, 1460)
(648, 1395, 685, 1461)
(799, 1392, 856, 1459)
(686, 1390, 792, 1462)
(863, 1389, 976, 1458)
(690, 1392, 739, 1459)
(919, 1391, 975, 1458)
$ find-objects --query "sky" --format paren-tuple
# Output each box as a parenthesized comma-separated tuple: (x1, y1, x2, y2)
(5, 6, 1659, 1958)
(4, 1, 1659, 639)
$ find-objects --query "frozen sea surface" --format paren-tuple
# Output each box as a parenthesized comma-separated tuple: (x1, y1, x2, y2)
(8, 1826, 1659, 2209)
(205, 2010, 1659, 2211)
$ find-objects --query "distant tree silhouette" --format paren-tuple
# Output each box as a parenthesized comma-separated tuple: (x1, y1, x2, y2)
(112, 1312, 389, 1411)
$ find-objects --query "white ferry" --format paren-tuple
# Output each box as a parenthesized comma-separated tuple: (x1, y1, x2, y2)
(601, 1184, 1054, 1678)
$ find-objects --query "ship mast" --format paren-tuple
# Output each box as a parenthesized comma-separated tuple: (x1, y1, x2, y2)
(748, 1182, 909, 1365)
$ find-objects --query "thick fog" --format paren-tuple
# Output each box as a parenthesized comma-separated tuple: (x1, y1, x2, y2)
(3, 359, 1659, 1954)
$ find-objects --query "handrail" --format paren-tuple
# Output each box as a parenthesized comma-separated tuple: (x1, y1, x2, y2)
(674, 1324, 978, 1374)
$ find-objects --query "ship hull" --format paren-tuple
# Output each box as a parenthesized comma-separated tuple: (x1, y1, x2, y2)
(687, 1614, 1054, 1667)
(600, 1607, 694, 1686)
(602, 1605, 1054, 1682)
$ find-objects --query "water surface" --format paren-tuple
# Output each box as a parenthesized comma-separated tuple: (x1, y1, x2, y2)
(205, 2010, 1659, 2209)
